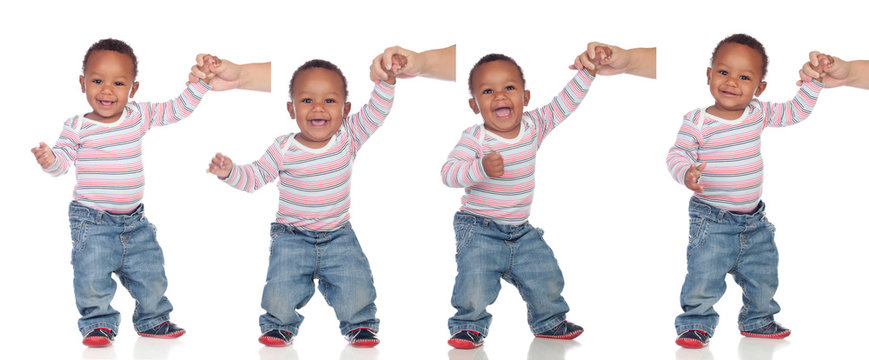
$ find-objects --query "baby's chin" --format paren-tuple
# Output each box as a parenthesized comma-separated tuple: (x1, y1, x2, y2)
(483, 116, 521, 130)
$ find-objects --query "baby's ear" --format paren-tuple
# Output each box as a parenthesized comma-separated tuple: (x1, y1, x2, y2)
(755, 81, 767, 97)
(524, 90, 530, 106)
(343, 102, 352, 117)
(287, 102, 295, 119)
(468, 98, 480, 114)
(129, 81, 139, 98)
(80, 75, 86, 93)
(706, 67, 712, 85)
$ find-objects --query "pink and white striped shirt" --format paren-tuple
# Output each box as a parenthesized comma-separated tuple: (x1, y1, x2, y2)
(667, 80, 823, 212)
(222, 81, 394, 231)
(441, 69, 594, 225)
(45, 81, 211, 214)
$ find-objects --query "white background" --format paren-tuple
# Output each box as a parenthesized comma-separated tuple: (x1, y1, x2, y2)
(1, 0, 866, 359)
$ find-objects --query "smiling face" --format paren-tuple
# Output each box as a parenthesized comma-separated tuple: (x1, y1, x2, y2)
(79, 50, 139, 123)
(469, 60, 530, 139)
(287, 67, 351, 149)
(706, 42, 767, 119)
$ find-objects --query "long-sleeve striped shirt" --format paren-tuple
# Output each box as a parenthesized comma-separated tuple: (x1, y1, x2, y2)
(44, 81, 211, 213)
(666, 80, 823, 212)
(441, 69, 594, 225)
(222, 81, 394, 231)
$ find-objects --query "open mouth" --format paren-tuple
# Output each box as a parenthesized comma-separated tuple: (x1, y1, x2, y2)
(720, 90, 740, 97)
(309, 119, 329, 127)
(493, 107, 512, 119)
(97, 100, 115, 107)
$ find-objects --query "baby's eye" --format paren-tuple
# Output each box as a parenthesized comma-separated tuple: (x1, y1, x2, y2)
(718, 70, 728, 76)
(505, 86, 515, 91)
(739, 75, 750, 81)
(301, 99, 313, 103)
(92, 79, 103, 85)
(114, 81, 124, 86)
(325, 99, 336, 104)
(482, 89, 493, 94)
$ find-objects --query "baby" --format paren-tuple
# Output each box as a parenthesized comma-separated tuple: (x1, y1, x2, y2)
(666, 33, 828, 348)
(206, 56, 401, 347)
(31, 38, 211, 347)
(441, 52, 597, 349)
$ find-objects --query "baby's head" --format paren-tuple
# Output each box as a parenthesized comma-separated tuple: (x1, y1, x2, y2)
(287, 59, 351, 148)
(706, 34, 768, 118)
(468, 54, 530, 139)
(80, 38, 140, 123)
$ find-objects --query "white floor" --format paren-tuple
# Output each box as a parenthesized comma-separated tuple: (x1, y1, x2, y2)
(8, 325, 859, 360)
(5, 284, 865, 360)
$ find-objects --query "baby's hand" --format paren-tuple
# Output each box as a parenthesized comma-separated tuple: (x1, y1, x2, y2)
(189, 54, 222, 86)
(370, 46, 417, 82)
(571, 42, 621, 77)
(382, 54, 406, 85)
(31, 142, 56, 169)
(798, 51, 841, 86)
(684, 162, 706, 193)
(808, 53, 834, 83)
(207, 152, 233, 179)
(482, 151, 504, 178)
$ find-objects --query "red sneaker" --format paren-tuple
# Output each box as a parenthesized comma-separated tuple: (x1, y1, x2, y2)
(82, 328, 115, 347)
(137, 321, 185, 339)
(346, 328, 379, 347)
(259, 329, 293, 347)
(448, 330, 484, 349)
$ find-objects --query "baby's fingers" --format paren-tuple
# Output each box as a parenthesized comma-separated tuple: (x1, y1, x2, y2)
(586, 42, 603, 60)
(390, 54, 407, 73)
(808, 51, 822, 67)
(594, 46, 613, 64)
(571, 54, 595, 71)
(190, 64, 207, 81)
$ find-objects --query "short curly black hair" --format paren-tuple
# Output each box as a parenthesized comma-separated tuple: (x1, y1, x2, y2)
(711, 33, 768, 79)
(468, 53, 525, 94)
(82, 38, 138, 78)
(289, 59, 348, 99)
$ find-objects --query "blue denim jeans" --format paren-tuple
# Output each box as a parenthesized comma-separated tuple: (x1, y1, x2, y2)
(448, 212, 569, 336)
(260, 222, 378, 336)
(68, 201, 174, 336)
(675, 197, 780, 336)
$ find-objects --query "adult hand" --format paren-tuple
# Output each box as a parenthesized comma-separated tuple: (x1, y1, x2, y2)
(189, 54, 244, 91)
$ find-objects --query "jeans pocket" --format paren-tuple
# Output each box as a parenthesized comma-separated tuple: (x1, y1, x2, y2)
(687, 217, 708, 255)
(762, 216, 776, 234)
(453, 223, 474, 255)
(148, 223, 158, 243)
(70, 220, 88, 263)
(269, 224, 285, 256)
